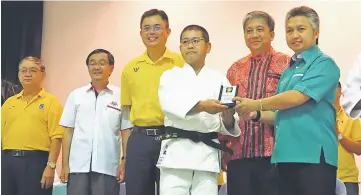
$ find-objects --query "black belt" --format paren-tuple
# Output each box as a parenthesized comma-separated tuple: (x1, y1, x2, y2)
(160, 127, 233, 155)
(133, 126, 166, 136)
(2, 149, 49, 157)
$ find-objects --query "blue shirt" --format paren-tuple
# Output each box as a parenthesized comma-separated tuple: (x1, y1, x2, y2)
(271, 45, 340, 166)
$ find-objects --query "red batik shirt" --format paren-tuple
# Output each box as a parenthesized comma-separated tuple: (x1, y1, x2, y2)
(220, 47, 290, 161)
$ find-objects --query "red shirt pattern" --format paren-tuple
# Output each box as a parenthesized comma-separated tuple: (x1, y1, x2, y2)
(220, 47, 290, 161)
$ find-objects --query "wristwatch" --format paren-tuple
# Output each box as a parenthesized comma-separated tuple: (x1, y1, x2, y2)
(47, 162, 56, 169)
(338, 133, 343, 141)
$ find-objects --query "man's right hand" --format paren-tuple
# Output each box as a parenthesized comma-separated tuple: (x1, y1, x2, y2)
(60, 165, 70, 183)
(199, 100, 228, 114)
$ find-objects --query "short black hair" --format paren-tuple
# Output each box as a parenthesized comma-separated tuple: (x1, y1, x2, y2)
(338, 82, 341, 88)
(86, 49, 114, 66)
(140, 9, 169, 28)
(180, 24, 210, 43)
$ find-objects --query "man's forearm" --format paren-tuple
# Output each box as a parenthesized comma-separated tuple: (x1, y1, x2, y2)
(48, 138, 62, 163)
(259, 111, 275, 126)
(121, 129, 132, 157)
(339, 136, 361, 155)
(262, 90, 310, 111)
(62, 128, 74, 167)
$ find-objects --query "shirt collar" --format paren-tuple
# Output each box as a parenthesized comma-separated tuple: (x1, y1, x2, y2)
(16, 88, 46, 99)
(250, 47, 275, 59)
(86, 82, 113, 93)
(137, 48, 173, 64)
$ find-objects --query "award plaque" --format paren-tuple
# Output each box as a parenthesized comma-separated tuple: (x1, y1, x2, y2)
(218, 85, 239, 108)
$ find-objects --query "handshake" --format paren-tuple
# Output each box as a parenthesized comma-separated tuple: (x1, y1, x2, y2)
(197, 97, 261, 121)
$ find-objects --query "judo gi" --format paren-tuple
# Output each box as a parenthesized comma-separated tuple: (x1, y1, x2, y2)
(157, 64, 241, 195)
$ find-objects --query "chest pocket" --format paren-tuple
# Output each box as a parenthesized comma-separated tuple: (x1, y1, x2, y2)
(105, 102, 121, 133)
(265, 73, 281, 97)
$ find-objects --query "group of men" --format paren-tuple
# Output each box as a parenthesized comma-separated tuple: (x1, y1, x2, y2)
(2, 5, 361, 195)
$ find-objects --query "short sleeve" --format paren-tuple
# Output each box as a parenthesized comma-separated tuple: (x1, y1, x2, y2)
(120, 106, 133, 130)
(350, 119, 361, 141)
(48, 97, 65, 140)
(59, 92, 76, 128)
(293, 58, 340, 103)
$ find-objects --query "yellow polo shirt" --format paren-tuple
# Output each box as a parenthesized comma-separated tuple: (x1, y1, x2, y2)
(121, 49, 184, 126)
(1, 89, 64, 151)
(337, 108, 361, 183)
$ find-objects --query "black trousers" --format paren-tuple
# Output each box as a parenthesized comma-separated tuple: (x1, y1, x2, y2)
(278, 150, 337, 195)
(227, 157, 278, 195)
(125, 131, 161, 195)
(1, 150, 52, 195)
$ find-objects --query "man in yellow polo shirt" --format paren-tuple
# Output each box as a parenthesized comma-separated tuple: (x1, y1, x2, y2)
(335, 82, 361, 195)
(1, 56, 64, 195)
(120, 9, 184, 195)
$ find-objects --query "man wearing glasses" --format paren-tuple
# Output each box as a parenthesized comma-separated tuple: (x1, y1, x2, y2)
(1, 56, 64, 195)
(157, 24, 240, 195)
(121, 9, 184, 195)
(59, 49, 133, 195)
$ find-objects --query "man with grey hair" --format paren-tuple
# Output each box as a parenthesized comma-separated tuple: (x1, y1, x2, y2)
(219, 11, 290, 195)
(2, 56, 64, 195)
(231, 6, 340, 195)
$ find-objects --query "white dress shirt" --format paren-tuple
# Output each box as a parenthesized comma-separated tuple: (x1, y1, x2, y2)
(156, 64, 241, 173)
(59, 84, 133, 177)
(342, 53, 361, 119)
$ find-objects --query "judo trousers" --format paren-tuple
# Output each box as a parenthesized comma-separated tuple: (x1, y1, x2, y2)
(159, 167, 218, 195)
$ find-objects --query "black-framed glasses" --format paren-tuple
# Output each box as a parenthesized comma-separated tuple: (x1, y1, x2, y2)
(180, 38, 205, 47)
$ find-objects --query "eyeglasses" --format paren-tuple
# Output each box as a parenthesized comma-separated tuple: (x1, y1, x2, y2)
(88, 60, 109, 67)
(142, 25, 165, 32)
(180, 38, 205, 47)
(19, 68, 42, 74)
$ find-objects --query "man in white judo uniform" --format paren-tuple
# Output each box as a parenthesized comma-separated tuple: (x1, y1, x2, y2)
(157, 24, 241, 195)
(342, 52, 361, 119)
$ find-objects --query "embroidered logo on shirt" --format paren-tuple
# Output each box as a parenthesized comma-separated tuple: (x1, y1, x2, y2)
(133, 67, 139, 72)
(39, 104, 44, 110)
(107, 101, 121, 111)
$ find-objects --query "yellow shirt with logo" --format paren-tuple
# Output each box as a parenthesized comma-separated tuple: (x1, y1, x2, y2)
(121, 49, 184, 126)
(337, 108, 361, 183)
(1, 89, 64, 151)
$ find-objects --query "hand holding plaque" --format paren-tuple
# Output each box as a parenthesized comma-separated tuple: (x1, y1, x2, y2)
(218, 85, 239, 108)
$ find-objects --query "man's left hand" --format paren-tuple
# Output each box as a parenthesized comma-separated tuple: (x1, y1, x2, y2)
(40, 166, 55, 189)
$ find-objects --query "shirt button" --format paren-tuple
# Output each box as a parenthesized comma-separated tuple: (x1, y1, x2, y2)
(276, 126, 278, 128)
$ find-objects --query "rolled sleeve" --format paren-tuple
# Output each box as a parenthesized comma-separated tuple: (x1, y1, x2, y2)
(342, 53, 361, 119)
(48, 98, 64, 140)
(121, 69, 132, 106)
(59, 92, 76, 128)
(219, 114, 241, 137)
(293, 58, 340, 103)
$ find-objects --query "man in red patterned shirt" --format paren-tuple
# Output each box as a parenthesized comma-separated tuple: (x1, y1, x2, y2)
(219, 11, 290, 195)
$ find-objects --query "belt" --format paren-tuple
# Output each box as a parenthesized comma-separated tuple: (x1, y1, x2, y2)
(2, 149, 49, 157)
(160, 127, 234, 155)
(133, 126, 166, 136)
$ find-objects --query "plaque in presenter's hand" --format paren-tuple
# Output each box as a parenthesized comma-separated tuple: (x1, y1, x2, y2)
(218, 85, 239, 108)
